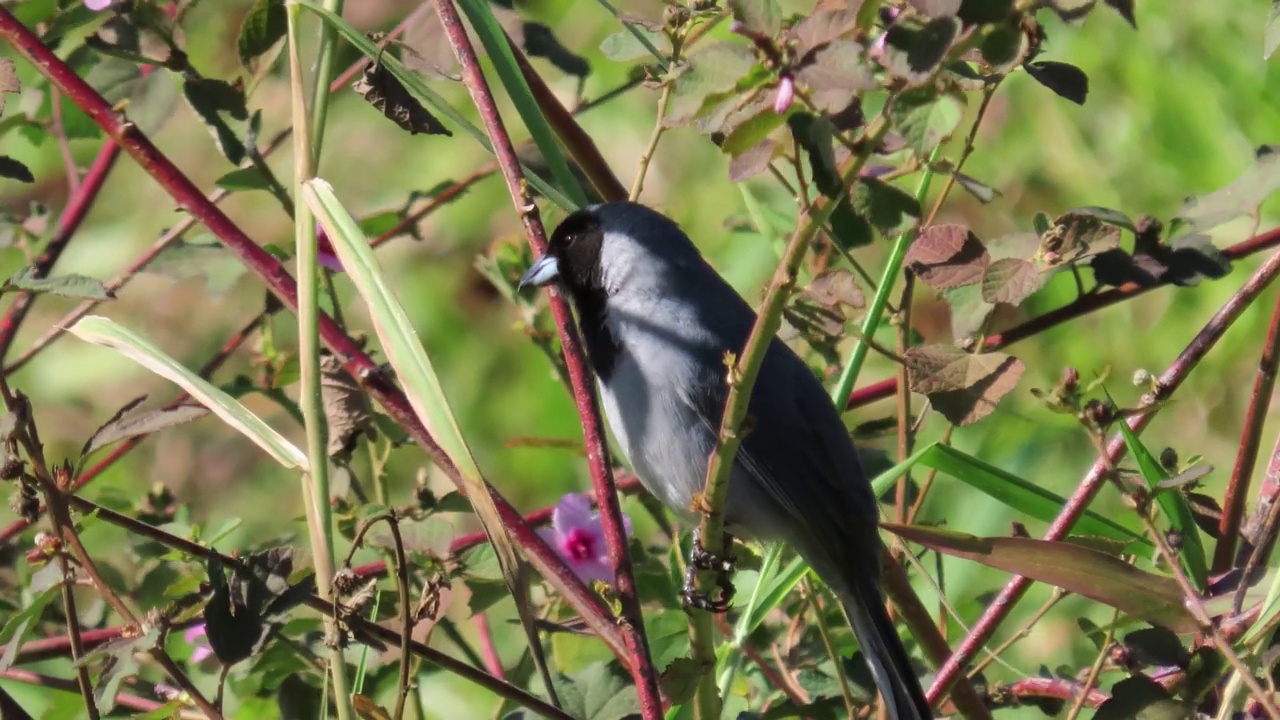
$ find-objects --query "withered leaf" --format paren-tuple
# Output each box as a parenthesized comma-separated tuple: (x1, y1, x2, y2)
(321, 351, 376, 457)
(904, 224, 990, 290)
(1041, 211, 1121, 265)
(82, 400, 209, 459)
(0, 58, 18, 115)
(804, 269, 864, 310)
(905, 345, 1025, 425)
(354, 63, 451, 136)
(980, 257, 1045, 305)
(882, 16, 962, 86)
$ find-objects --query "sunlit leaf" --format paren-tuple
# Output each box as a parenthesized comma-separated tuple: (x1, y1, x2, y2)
(882, 524, 1198, 632)
(905, 224, 990, 290)
(1174, 145, 1280, 233)
(888, 89, 965, 157)
(904, 345, 1024, 425)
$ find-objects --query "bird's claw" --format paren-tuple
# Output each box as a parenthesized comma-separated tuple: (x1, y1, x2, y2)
(681, 531, 736, 613)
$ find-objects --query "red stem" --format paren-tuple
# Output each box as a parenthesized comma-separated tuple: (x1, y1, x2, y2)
(431, 1, 662, 715)
(1214, 286, 1280, 571)
(0, 7, 632, 667)
(925, 246, 1280, 705)
(473, 613, 505, 680)
(1003, 677, 1108, 709)
(846, 226, 1280, 410)
(0, 141, 121, 359)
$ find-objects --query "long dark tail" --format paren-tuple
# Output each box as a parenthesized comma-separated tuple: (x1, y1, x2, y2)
(837, 569, 932, 720)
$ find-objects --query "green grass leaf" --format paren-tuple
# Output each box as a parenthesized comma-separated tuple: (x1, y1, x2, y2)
(67, 316, 308, 470)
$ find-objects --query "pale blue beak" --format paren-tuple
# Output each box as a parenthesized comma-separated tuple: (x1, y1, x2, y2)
(519, 255, 560, 289)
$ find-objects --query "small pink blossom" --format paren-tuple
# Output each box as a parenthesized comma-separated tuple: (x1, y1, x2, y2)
(314, 222, 343, 272)
(773, 75, 795, 114)
(184, 624, 213, 664)
(537, 494, 631, 585)
(84, 0, 113, 10)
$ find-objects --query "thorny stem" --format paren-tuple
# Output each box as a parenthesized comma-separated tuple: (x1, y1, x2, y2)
(925, 246, 1280, 707)
(630, 84, 672, 201)
(1214, 285, 1280, 571)
(1063, 606, 1117, 720)
(0, 3, 636, 675)
(431, 0, 662, 714)
(846, 224, 1280, 411)
(690, 114, 891, 720)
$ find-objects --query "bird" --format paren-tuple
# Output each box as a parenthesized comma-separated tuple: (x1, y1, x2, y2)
(520, 201, 932, 720)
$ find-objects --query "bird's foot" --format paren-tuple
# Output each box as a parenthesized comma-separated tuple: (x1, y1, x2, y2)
(681, 531, 736, 613)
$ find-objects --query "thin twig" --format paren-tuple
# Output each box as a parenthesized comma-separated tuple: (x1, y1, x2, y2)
(630, 84, 671, 202)
(925, 246, 1280, 706)
(430, 0, 662, 714)
(1215, 286, 1280, 571)
(1063, 606, 1117, 720)
(343, 513, 414, 720)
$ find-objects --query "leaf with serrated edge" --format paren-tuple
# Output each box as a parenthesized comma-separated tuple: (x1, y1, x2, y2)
(882, 523, 1198, 632)
(905, 346, 1024, 425)
(981, 257, 1045, 305)
(4, 266, 113, 300)
(889, 90, 965, 157)
(905, 224, 990, 289)
(68, 316, 307, 470)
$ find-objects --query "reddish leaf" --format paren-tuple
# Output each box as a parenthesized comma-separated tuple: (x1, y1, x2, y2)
(728, 138, 782, 182)
(980, 257, 1045, 305)
(904, 225, 990, 290)
(882, 523, 1199, 633)
(904, 345, 1024, 425)
(1043, 211, 1122, 264)
(804, 269, 864, 310)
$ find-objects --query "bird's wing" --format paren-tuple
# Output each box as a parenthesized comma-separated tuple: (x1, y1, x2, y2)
(677, 337, 876, 549)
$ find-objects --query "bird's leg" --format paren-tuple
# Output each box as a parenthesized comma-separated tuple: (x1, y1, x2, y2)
(682, 530, 737, 613)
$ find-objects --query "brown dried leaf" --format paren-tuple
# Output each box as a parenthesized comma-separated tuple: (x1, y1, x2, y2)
(980, 257, 1046, 305)
(0, 58, 17, 115)
(882, 523, 1198, 633)
(728, 138, 782, 182)
(353, 63, 451, 136)
(321, 352, 376, 457)
(904, 224, 990, 290)
(804, 269, 864, 310)
(1042, 211, 1121, 265)
(905, 345, 1025, 425)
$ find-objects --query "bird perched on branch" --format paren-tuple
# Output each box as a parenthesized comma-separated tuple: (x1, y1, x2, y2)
(521, 201, 931, 720)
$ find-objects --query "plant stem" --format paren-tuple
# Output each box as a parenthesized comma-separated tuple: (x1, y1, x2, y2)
(830, 151, 939, 407)
(690, 114, 890, 720)
(287, 7, 352, 719)
(630, 84, 671, 201)
(307, 0, 344, 166)
(926, 245, 1280, 706)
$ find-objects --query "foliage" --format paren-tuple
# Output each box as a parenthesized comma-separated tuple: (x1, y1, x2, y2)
(0, 0, 1277, 719)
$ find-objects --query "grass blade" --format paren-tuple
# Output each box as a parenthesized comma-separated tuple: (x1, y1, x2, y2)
(68, 316, 308, 470)
(872, 442, 1151, 548)
(1114, 421, 1210, 589)
(293, 0, 578, 212)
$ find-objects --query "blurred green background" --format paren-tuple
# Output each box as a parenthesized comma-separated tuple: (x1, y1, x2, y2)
(2, 0, 1280, 715)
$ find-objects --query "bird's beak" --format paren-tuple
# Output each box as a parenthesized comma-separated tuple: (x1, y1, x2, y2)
(519, 255, 560, 289)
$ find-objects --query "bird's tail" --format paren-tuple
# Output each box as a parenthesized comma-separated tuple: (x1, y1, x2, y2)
(836, 568, 933, 720)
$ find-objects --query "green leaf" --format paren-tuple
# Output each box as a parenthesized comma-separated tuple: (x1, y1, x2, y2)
(664, 42, 758, 127)
(0, 584, 60, 672)
(882, 523, 1199, 632)
(294, 0, 575, 211)
(979, 22, 1027, 72)
(215, 166, 272, 192)
(1114, 420, 1209, 590)
(888, 89, 965, 157)
(68, 316, 308, 469)
(1174, 145, 1280, 234)
(882, 17, 961, 86)
(599, 28, 671, 62)
(238, 0, 286, 68)
(1268, 1, 1280, 60)
(3, 266, 113, 300)
(728, 0, 781, 36)
(552, 662, 641, 720)
(182, 78, 249, 166)
(143, 236, 250, 298)
(851, 178, 921, 237)
(454, 0, 588, 208)
(871, 442, 1151, 548)
(643, 611, 691, 669)
(1095, 676, 1190, 720)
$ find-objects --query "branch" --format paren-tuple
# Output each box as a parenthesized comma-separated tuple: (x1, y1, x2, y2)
(846, 226, 1280, 411)
(0, 5, 634, 672)
(925, 245, 1280, 705)
(431, 0, 662, 715)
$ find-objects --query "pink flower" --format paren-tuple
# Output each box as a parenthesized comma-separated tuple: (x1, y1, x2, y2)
(773, 74, 795, 114)
(84, 0, 113, 10)
(314, 222, 343, 272)
(537, 494, 631, 585)
(184, 624, 213, 664)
